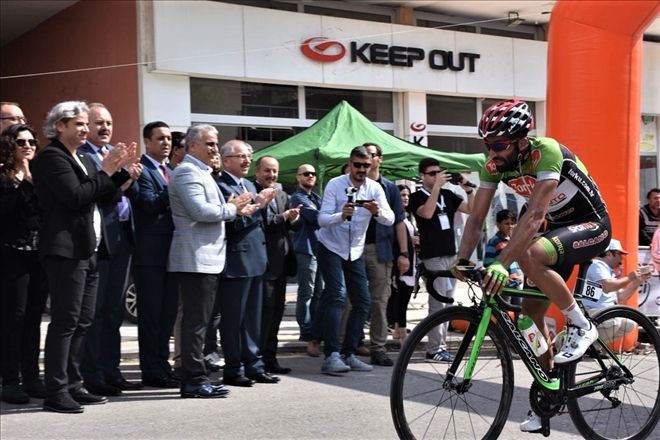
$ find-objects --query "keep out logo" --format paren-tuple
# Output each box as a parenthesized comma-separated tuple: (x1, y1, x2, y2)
(300, 37, 346, 62)
(300, 36, 480, 72)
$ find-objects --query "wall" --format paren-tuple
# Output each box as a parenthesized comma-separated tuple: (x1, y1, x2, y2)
(0, 0, 139, 145)
(149, 1, 547, 99)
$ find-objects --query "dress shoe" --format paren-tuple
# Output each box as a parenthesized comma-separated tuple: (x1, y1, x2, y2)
(2, 384, 30, 404)
(22, 379, 47, 399)
(246, 372, 280, 384)
(70, 388, 108, 405)
(180, 383, 230, 398)
(223, 376, 255, 387)
(265, 362, 292, 375)
(107, 377, 143, 391)
(142, 376, 180, 388)
(84, 381, 122, 396)
(355, 345, 370, 357)
(43, 393, 84, 414)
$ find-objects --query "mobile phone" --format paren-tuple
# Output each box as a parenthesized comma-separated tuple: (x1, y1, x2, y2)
(354, 199, 373, 207)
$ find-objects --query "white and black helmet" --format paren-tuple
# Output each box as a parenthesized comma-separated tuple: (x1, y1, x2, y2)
(478, 99, 534, 138)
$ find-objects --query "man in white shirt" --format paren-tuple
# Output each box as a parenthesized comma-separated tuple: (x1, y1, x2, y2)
(316, 146, 394, 374)
(585, 239, 651, 343)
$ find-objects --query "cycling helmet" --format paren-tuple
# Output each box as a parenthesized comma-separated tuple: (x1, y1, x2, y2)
(478, 99, 534, 138)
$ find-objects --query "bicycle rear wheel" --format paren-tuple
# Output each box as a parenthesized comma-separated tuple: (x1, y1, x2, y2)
(390, 306, 514, 439)
(566, 306, 660, 440)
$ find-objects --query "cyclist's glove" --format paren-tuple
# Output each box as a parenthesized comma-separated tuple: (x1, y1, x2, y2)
(450, 258, 476, 281)
(484, 260, 509, 295)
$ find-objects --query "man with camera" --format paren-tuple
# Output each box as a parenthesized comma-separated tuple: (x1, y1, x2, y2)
(316, 146, 394, 374)
(409, 158, 474, 363)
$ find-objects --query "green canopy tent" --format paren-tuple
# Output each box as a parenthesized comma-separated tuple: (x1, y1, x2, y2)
(250, 100, 485, 189)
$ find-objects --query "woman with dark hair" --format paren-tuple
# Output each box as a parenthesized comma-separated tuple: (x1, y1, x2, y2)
(389, 184, 418, 344)
(0, 124, 48, 404)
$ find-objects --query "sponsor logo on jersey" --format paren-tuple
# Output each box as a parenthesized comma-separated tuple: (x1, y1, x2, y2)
(549, 192, 566, 206)
(485, 159, 498, 175)
(567, 222, 599, 233)
(508, 175, 536, 197)
(572, 229, 609, 249)
(551, 236, 565, 258)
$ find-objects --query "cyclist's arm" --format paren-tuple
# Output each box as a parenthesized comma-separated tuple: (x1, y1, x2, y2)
(497, 178, 557, 268)
(457, 187, 495, 260)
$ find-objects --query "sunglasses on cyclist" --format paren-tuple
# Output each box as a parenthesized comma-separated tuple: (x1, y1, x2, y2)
(485, 139, 518, 152)
(298, 171, 316, 177)
(16, 138, 37, 148)
(352, 162, 371, 169)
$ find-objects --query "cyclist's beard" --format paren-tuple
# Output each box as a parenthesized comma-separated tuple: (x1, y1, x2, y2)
(495, 144, 522, 173)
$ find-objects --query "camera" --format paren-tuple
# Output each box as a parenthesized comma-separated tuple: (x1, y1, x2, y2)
(449, 172, 464, 185)
(449, 172, 477, 188)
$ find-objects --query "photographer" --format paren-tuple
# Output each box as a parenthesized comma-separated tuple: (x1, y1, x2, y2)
(409, 158, 474, 363)
(316, 146, 394, 374)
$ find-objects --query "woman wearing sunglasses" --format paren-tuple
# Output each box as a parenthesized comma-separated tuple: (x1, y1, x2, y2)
(452, 99, 611, 433)
(0, 124, 48, 404)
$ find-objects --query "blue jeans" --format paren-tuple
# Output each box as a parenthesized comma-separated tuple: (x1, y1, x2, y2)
(316, 243, 370, 357)
(295, 253, 323, 341)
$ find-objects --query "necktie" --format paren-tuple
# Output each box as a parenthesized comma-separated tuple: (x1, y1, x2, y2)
(159, 164, 170, 184)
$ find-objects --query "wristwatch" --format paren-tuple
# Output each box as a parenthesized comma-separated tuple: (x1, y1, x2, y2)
(399, 252, 409, 258)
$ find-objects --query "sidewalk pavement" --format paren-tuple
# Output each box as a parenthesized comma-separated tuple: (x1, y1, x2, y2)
(38, 281, 477, 362)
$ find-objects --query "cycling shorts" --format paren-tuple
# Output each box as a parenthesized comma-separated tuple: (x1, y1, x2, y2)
(537, 214, 611, 280)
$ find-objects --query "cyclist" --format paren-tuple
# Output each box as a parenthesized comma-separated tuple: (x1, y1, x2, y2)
(452, 99, 611, 432)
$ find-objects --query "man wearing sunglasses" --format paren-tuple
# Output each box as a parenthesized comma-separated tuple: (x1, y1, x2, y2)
(290, 164, 324, 356)
(316, 146, 394, 374)
(451, 99, 611, 433)
(409, 158, 475, 363)
(0, 102, 26, 132)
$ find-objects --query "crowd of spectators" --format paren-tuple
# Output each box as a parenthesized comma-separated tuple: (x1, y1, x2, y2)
(0, 98, 654, 413)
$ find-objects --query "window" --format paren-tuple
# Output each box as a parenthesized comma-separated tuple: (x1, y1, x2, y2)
(482, 99, 537, 121)
(191, 78, 298, 118)
(304, 5, 391, 23)
(305, 87, 393, 122)
(416, 19, 476, 33)
(427, 136, 486, 155)
(195, 123, 304, 151)
(427, 95, 477, 126)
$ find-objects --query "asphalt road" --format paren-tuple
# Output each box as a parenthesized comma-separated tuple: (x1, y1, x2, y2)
(1, 353, 590, 440)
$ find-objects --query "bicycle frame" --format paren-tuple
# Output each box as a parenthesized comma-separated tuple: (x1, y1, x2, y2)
(452, 282, 635, 398)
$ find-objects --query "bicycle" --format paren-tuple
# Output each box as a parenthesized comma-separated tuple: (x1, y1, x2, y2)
(390, 263, 660, 439)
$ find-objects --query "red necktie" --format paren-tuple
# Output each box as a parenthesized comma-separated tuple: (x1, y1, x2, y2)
(159, 165, 170, 184)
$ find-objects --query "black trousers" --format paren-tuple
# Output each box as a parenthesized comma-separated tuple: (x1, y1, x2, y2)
(43, 254, 98, 396)
(134, 265, 178, 379)
(177, 272, 218, 386)
(260, 272, 287, 364)
(218, 276, 264, 379)
(0, 247, 48, 385)
(202, 287, 222, 356)
(81, 236, 131, 384)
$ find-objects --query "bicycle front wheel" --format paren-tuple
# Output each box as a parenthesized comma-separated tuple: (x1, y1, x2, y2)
(566, 306, 660, 440)
(390, 306, 514, 440)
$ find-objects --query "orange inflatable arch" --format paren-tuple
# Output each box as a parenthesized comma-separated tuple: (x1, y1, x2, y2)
(544, 0, 660, 347)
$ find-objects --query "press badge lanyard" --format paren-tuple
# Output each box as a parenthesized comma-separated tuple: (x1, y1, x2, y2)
(420, 188, 450, 230)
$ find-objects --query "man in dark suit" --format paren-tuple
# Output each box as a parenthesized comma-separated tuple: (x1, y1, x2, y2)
(254, 156, 300, 374)
(217, 140, 279, 387)
(130, 121, 178, 388)
(32, 101, 138, 413)
(78, 103, 143, 396)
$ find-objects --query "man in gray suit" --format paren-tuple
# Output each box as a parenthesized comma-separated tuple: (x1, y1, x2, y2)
(167, 125, 253, 398)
